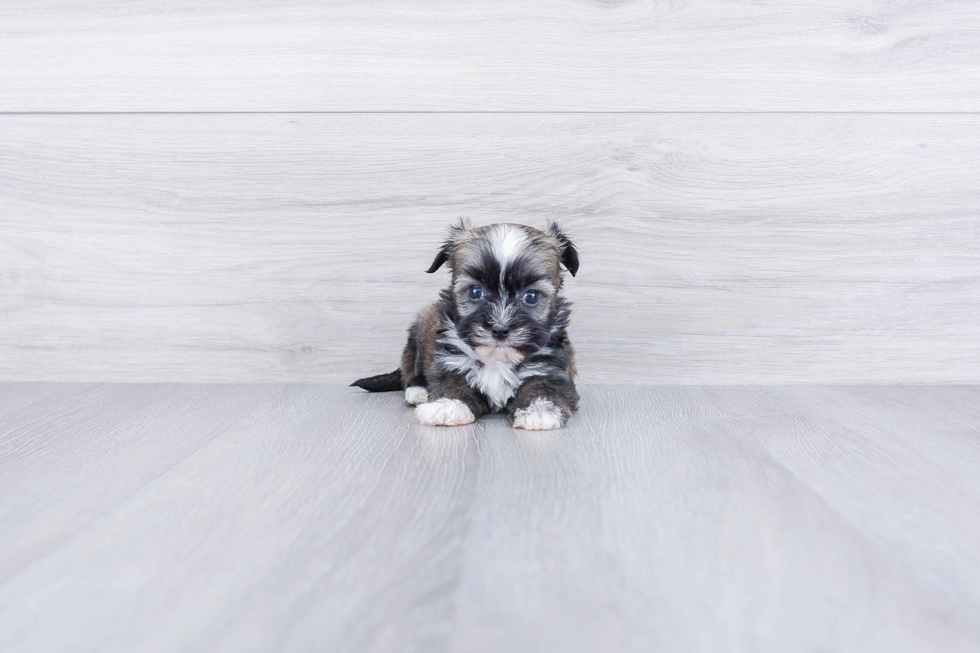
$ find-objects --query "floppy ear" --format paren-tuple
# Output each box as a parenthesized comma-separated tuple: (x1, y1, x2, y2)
(547, 222, 579, 277)
(426, 247, 450, 273)
(425, 218, 470, 273)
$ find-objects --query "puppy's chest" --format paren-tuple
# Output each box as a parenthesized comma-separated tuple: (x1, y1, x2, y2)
(437, 347, 523, 410)
(466, 358, 521, 410)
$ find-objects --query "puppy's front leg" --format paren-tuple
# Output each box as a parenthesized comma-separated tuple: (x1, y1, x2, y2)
(509, 376, 579, 431)
(415, 374, 489, 427)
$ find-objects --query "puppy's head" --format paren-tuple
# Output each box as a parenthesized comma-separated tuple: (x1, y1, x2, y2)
(427, 221, 578, 359)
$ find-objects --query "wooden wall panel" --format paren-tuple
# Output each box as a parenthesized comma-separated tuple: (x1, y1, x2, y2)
(1, 0, 979, 112)
(2, 114, 978, 383)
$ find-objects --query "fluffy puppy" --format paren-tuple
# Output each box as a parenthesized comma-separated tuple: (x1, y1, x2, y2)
(352, 221, 580, 430)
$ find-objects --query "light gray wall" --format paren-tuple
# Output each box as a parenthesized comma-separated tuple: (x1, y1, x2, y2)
(1, 1, 978, 383)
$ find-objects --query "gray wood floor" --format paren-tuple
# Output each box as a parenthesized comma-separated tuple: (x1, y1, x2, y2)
(2, 383, 978, 652)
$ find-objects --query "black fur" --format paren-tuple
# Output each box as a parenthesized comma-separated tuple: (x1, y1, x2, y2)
(350, 369, 402, 392)
(425, 219, 469, 274)
(426, 249, 449, 274)
(548, 222, 579, 277)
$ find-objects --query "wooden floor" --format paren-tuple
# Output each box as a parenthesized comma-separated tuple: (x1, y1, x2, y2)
(1, 384, 978, 652)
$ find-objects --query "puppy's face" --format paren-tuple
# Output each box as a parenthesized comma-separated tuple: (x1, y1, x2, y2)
(427, 223, 578, 360)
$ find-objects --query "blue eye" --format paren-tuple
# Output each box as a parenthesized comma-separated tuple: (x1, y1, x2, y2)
(523, 290, 540, 305)
(468, 286, 484, 301)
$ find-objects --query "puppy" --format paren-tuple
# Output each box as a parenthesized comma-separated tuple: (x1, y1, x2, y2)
(352, 221, 580, 430)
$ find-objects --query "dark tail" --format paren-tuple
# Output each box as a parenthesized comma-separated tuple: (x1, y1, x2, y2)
(350, 369, 403, 392)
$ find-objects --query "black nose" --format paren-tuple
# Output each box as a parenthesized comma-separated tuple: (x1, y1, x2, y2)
(491, 325, 510, 340)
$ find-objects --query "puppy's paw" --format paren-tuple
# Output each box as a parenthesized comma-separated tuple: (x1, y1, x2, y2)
(416, 398, 475, 426)
(404, 386, 428, 405)
(513, 398, 564, 430)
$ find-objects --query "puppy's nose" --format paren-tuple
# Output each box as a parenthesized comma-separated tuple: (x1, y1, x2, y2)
(491, 325, 510, 340)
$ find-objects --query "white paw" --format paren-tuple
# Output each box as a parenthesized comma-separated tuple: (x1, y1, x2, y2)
(404, 386, 428, 405)
(416, 398, 475, 426)
(512, 398, 564, 430)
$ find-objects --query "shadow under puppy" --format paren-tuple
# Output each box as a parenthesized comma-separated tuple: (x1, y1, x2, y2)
(352, 222, 580, 430)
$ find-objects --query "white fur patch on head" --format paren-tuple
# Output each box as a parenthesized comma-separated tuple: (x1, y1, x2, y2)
(404, 386, 428, 405)
(416, 398, 476, 426)
(489, 224, 530, 273)
(513, 398, 564, 430)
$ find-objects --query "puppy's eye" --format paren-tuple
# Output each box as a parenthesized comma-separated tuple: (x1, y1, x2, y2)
(468, 286, 484, 301)
(522, 290, 540, 305)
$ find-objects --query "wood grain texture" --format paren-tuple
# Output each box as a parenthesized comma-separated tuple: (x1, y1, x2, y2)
(2, 113, 979, 383)
(0, 384, 480, 653)
(0, 383, 278, 582)
(0, 381, 90, 415)
(1, 383, 979, 652)
(452, 385, 980, 652)
(1, 1, 980, 112)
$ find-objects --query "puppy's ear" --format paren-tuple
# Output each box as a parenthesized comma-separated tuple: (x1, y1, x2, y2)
(548, 222, 579, 277)
(426, 247, 450, 273)
(426, 219, 470, 273)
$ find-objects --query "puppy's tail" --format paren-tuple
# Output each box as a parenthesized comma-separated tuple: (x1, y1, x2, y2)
(350, 369, 403, 392)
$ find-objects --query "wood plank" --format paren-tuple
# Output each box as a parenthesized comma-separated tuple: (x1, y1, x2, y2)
(2, 1, 980, 112)
(0, 382, 98, 415)
(703, 386, 980, 613)
(2, 113, 980, 383)
(0, 384, 481, 653)
(449, 385, 980, 652)
(1, 384, 979, 652)
(0, 383, 278, 582)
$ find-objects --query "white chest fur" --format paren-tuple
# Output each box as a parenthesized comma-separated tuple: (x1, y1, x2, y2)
(437, 322, 531, 410)
(435, 332, 523, 411)
(467, 356, 520, 410)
